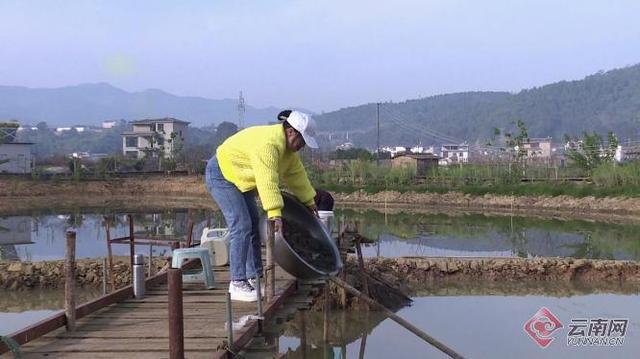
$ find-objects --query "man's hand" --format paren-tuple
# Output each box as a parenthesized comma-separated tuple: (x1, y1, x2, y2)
(307, 204, 319, 218)
(271, 217, 283, 234)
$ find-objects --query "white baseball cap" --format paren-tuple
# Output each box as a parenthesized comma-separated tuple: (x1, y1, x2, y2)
(286, 111, 319, 149)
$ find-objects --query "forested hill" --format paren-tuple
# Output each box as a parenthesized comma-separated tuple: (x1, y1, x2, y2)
(315, 64, 640, 148)
(0, 83, 281, 128)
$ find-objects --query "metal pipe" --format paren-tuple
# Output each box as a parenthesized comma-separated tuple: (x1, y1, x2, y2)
(330, 277, 465, 359)
(101, 257, 107, 295)
(128, 214, 135, 286)
(133, 254, 145, 299)
(256, 275, 263, 319)
(265, 220, 275, 299)
(103, 218, 116, 292)
(225, 292, 234, 351)
(168, 268, 184, 359)
(65, 231, 76, 332)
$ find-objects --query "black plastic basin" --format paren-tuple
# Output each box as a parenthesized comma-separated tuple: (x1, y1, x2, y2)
(259, 192, 342, 280)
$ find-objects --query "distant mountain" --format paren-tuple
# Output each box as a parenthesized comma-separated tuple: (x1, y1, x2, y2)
(0, 83, 283, 127)
(315, 64, 640, 148)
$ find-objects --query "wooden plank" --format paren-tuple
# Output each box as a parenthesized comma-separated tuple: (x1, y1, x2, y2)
(44, 330, 230, 339)
(9, 260, 299, 358)
(0, 270, 166, 355)
(20, 337, 221, 352)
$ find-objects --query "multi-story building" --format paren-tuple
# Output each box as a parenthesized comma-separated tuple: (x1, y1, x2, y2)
(121, 118, 189, 159)
(440, 143, 469, 165)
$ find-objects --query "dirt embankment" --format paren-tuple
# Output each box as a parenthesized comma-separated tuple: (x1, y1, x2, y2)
(4, 175, 640, 217)
(317, 256, 640, 310)
(0, 257, 167, 290)
(335, 190, 640, 217)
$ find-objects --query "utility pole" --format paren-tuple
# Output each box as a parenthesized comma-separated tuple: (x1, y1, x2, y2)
(237, 91, 246, 129)
(376, 103, 380, 166)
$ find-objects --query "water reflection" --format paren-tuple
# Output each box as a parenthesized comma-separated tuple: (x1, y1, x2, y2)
(279, 281, 640, 358)
(0, 209, 220, 261)
(338, 209, 640, 260)
(0, 287, 102, 335)
(2, 207, 640, 262)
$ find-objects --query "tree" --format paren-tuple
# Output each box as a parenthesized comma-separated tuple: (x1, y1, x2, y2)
(504, 119, 529, 162)
(564, 131, 619, 172)
(214, 122, 238, 146)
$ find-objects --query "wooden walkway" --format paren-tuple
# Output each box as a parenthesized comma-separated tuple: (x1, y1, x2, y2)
(2, 267, 296, 358)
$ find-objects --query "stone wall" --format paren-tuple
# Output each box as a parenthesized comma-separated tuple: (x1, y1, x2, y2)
(0, 257, 168, 290)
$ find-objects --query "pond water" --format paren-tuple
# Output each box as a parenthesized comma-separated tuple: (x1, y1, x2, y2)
(1, 205, 639, 354)
(0, 287, 102, 335)
(278, 283, 640, 358)
(2, 207, 639, 262)
(339, 209, 640, 260)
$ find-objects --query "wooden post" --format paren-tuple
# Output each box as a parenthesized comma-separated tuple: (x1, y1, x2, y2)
(337, 223, 347, 309)
(65, 231, 76, 331)
(323, 283, 330, 343)
(299, 310, 307, 357)
(185, 220, 194, 248)
(168, 268, 184, 359)
(128, 214, 135, 286)
(355, 237, 370, 309)
(104, 218, 116, 292)
(265, 220, 275, 299)
(358, 332, 368, 359)
(148, 244, 153, 277)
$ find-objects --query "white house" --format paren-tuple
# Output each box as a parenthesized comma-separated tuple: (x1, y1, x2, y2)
(121, 118, 189, 159)
(102, 120, 117, 129)
(0, 142, 34, 174)
(522, 137, 552, 159)
(440, 143, 469, 165)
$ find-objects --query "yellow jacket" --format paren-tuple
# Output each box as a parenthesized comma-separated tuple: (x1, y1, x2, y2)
(216, 124, 316, 218)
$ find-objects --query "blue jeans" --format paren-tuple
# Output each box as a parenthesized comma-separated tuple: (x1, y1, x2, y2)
(205, 156, 262, 281)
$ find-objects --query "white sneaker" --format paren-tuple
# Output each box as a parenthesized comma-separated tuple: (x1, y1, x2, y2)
(248, 277, 265, 294)
(229, 280, 258, 302)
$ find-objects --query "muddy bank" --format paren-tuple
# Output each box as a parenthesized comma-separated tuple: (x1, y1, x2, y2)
(365, 256, 640, 283)
(315, 256, 640, 311)
(335, 190, 640, 218)
(0, 257, 167, 290)
(4, 176, 640, 218)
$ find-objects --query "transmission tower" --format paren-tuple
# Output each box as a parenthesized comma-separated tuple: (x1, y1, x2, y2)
(237, 91, 246, 129)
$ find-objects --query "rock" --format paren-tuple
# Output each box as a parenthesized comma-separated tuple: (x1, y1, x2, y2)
(7, 262, 23, 272)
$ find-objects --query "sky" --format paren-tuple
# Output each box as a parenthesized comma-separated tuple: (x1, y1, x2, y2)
(1, 0, 640, 112)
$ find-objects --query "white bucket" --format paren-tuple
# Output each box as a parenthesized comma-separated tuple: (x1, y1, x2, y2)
(200, 227, 229, 266)
(318, 210, 335, 234)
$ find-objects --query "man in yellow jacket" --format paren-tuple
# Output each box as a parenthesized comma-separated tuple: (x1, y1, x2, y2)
(205, 110, 318, 301)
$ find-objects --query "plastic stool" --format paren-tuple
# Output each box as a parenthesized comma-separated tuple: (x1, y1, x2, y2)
(171, 247, 216, 289)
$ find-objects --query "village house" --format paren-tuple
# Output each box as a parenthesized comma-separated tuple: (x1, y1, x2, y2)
(1, 122, 34, 174)
(121, 118, 189, 159)
(440, 143, 469, 165)
(522, 137, 552, 159)
(0, 142, 34, 174)
(391, 153, 440, 177)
